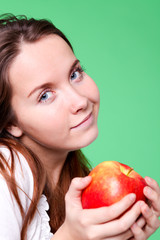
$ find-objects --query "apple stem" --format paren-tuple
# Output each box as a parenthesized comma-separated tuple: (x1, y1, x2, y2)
(127, 168, 134, 176)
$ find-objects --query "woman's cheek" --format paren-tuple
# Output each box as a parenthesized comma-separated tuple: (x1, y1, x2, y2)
(88, 79, 100, 103)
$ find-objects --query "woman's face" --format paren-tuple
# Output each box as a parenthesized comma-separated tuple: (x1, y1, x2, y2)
(9, 35, 100, 154)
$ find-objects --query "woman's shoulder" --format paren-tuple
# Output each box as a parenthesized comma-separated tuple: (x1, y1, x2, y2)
(0, 145, 35, 238)
(0, 145, 34, 200)
(0, 146, 53, 239)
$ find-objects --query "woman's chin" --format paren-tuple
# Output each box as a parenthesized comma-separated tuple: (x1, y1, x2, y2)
(72, 128, 99, 150)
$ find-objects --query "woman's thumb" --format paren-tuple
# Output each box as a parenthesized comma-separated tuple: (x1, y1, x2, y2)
(65, 176, 92, 204)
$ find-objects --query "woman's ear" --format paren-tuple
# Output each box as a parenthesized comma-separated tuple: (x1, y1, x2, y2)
(6, 124, 23, 138)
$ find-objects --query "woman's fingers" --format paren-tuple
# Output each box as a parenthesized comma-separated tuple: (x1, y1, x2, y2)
(144, 186, 160, 213)
(91, 201, 142, 238)
(145, 176, 160, 193)
(136, 215, 146, 229)
(82, 193, 136, 224)
(130, 202, 160, 239)
(130, 223, 146, 240)
(102, 229, 133, 240)
(144, 177, 160, 215)
(65, 176, 92, 209)
(140, 202, 160, 232)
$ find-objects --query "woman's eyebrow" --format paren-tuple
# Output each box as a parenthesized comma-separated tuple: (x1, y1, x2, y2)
(28, 59, 80, 98)
(69, 59, 80, 76)
(27, 82, 52, 98)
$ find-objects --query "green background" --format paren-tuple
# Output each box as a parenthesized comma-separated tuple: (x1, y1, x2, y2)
(0, 0, 159, 239)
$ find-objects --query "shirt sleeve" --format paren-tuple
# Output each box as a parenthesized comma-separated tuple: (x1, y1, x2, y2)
(0, 147, 34, 240)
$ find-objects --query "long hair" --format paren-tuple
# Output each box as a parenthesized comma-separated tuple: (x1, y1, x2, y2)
(0, 13, 91, 239)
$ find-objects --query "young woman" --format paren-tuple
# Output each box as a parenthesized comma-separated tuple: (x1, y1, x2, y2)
(0, 13, 159, 240)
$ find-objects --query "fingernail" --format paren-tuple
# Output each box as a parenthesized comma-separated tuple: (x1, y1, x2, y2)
(145, 205, 150, 213)
(129, 193, 136, 201)
(139, 201, 145, 207)
(144, 186, 152, 195)
(83, 176, 92, 182)
(131, 222, 138, 230)
(145, 176, 152, 183)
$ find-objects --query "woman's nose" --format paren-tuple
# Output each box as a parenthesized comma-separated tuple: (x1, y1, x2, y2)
(66, 87, 88, 114)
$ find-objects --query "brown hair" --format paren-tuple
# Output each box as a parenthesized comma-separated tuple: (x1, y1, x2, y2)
(0, 13, 91, 239)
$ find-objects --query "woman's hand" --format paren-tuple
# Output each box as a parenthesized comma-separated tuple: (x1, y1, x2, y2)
(130, 177, 160, 240)
(144, 177, 160, 217)
(61, 176, 144, 240)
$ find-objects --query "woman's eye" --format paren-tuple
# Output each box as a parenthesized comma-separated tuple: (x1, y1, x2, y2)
(39, 90, 54, 103)
(70, 67, 84, 81)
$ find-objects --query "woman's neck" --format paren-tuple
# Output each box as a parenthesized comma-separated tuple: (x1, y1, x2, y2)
(21, 135, 69, 184)
(42, 150, 68, 184)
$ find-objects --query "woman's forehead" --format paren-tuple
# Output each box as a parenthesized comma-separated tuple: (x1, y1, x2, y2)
(8, 35, 76, 94)
(19, 35, 74, 64)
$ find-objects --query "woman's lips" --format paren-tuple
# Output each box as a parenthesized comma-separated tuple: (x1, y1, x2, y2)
(71, 112, 93, 129)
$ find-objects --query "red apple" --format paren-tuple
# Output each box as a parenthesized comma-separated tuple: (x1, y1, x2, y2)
(82, 161, 147, 209)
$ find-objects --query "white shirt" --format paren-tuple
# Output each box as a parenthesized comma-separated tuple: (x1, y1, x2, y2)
(0, 146, 53, 240)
